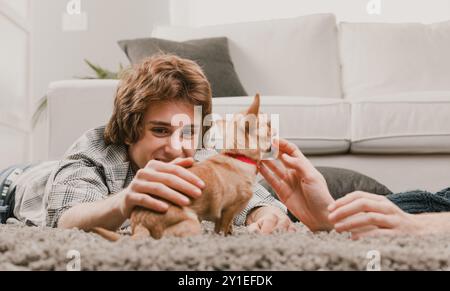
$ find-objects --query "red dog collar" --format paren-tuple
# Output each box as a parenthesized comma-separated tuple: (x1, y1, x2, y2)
(225, 153, 258, 167)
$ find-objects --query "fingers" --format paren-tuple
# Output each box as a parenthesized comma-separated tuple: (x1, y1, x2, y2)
(260, 216, 278, 234)
(125, 192, 169, 213)
(288, 224, 298, 233)
(328, 196, 394, 224)
(328, 191, 386, 212)
(261, 160, 287, 180)
(275, 138, 314, 171)
(279, 154, 306, 176)
(339, 224, 377, 234)
(259, 164, 289, 202)
(249, 219, 297, 234)
(248, 216, 278, 234)
(136, 169, 202, 201)
(145, 160, 205, 189)
(273, 139, 318, 180)
(275, 138, 301, 158)
(132, 180, 192, 207)
(170, 157, 195, 168)
(277, 215, 294, 232)
(258, 164, 280, 190)
(351, 228, 393, 240)
(247, 222, 261, 233)
(123, 158, 202, 216)
(259, 162, 274, 180)
(265, 213, 292, 233)
(327, 192, 401, 237)
(267, 138, 320, 183)
(333, 212, 394, 233)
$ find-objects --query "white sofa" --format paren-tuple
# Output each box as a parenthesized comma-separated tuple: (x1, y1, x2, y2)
(35, 14, 450, 193)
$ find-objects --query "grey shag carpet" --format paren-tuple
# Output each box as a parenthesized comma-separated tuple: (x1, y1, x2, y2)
(1, 222, 450, 271)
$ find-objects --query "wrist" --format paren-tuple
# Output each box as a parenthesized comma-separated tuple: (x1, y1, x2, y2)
(410, 213, 433, 235)
(111, 190, 127, 221)
(306, 209, 334, 233)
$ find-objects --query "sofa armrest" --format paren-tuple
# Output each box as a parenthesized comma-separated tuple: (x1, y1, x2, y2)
(45, 80, 119, 160)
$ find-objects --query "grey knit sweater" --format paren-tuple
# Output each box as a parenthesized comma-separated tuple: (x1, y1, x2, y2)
(388, 187, 450, 214)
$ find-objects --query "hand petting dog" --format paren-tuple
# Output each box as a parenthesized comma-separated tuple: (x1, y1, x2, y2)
(259, 138, 335, 232)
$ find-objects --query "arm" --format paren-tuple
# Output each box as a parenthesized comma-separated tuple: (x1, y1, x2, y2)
(416, 212, 450, 234)
(328, 190, 450, 239)
(46, 159, 112, 229)
(49, 158, 204, 231)
(57, 193, 125, 230)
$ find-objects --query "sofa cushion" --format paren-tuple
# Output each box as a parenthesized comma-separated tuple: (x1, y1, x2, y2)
(152, 14, 342, 98)
(212, 96, 351, 155)
(118, 37, 247, 97)
(351, 92, 450, 153)
(340, 21, 450, 99)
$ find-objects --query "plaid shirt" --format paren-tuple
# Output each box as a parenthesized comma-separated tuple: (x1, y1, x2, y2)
(14, 126, 286, 227)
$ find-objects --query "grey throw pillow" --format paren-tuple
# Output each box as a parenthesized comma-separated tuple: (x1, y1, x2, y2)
(316, 167, 392, 199)
(118, 37, 247, 97)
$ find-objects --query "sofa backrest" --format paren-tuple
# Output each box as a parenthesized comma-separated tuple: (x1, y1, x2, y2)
(339, 20, 450, 99)
(152, 14, 342, 99)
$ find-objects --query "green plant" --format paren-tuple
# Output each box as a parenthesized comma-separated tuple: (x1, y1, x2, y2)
(79, 59, 126, 79)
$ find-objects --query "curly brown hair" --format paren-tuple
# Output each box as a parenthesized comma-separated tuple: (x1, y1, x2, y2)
(104, 54, 212, 145)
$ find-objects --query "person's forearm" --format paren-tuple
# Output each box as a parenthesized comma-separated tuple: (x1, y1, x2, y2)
(416, 212, 450, 234)
(57, 193, 125, 231)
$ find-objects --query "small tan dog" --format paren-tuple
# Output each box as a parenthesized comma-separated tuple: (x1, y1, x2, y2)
(94, 94, 273, 240)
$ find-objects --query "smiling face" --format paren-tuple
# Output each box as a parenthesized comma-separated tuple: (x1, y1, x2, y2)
(104, 55, 212, 168)
(128, 101, 197, 169)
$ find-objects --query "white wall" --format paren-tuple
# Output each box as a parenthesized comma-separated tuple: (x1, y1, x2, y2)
(0, 0, 30, 169)
(31, 0, 169, 102)
(29, 0, 170, 162)
(170, 0, 450, 27)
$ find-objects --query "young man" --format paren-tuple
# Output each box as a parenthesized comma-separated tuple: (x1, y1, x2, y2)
(0, 55, 292, 233)
(260, 138, 450, 239)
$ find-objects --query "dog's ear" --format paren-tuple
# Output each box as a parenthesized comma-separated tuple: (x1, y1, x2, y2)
(246, 93, 260, 116)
